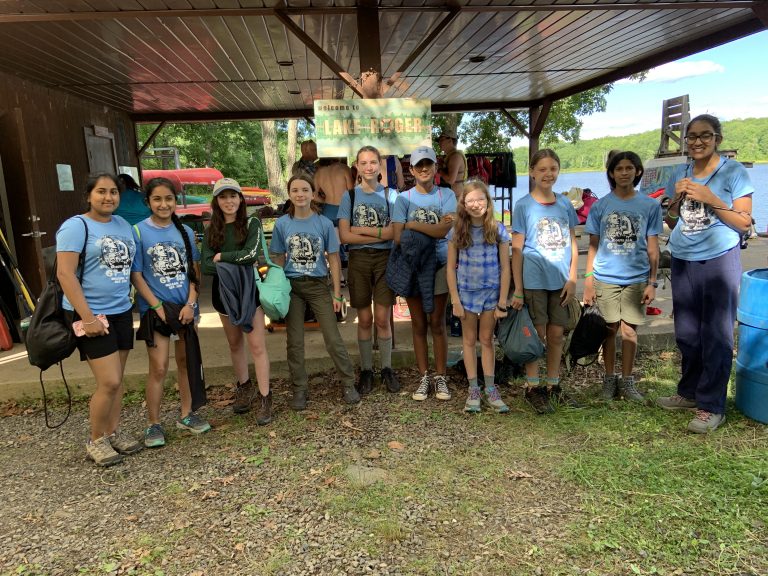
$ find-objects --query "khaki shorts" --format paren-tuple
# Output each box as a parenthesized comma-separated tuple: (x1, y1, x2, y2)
(594, 279, 646, 325)
(524, 289, 570, 328)
(434, 264, 449, 296)
(348, 248, 395, 308)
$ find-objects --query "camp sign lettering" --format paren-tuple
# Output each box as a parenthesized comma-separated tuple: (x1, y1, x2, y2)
(314, 98, 432, 157)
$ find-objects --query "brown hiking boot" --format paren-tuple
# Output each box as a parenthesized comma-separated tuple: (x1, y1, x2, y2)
(233, 378, 256, 414)
(256, 391, 273, 426)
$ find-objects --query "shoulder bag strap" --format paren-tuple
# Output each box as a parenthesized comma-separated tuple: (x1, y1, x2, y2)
(75, 216, 89, 284)
(255, 218, 278, 268)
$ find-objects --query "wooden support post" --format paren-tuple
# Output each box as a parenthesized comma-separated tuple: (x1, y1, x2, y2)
(137, 121, 166, 157)
(528, 100, 552, 186)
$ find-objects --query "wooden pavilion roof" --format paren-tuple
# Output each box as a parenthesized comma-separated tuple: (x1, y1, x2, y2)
(0, 1, 765, 122)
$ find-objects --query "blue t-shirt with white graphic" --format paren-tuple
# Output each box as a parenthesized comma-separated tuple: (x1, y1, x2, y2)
(664, 157, 754, 261)
(585, 192, 663, 285)
(338, 185, 398, 250)
(511, 193, 578, 290)
(447, 221, 510, 291)
(131, 218, 201, 316)
(270, 213, 339, 279)
(392, 186, 457, 265)
(56, 215, 136, 314)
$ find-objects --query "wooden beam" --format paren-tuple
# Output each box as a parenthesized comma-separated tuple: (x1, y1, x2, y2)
(387, 7, 461, 87)
(531, 100, 552, 140)
(500, 108, 529, 139)
(137, 121, 166, 157)
(132, 109, 315, 123)
(0, 3, 759, 23)
(357, 0, 382, 78)
(272, 10, 365, 99)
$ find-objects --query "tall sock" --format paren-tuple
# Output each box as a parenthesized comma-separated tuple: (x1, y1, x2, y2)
(468, 377, 478, 389)
(525, 377, 540, 390)
(379, 337, 393, 370)
(546, 377, 560, 390)
(359, 339, 373, 371)
(484, 375, 496, 389)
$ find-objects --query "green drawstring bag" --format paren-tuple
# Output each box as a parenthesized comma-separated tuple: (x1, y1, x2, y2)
(254, 219, 291, 321)
(496, 304, 545, 365)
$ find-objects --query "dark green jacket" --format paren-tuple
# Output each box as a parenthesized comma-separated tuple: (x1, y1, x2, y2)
(201, 217, 261, 276)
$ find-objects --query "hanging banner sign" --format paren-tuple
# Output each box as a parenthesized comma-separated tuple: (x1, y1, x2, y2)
(314, 98, 432, 157)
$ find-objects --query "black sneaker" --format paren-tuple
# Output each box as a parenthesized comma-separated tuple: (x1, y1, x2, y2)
(357, 369, 374, 395)
(343, 385, 361, 405)
(291, 388, 308, 411)
(381, 367, 401, 393)
(233, 378, 256, 414)
(525, 386, 555, 414)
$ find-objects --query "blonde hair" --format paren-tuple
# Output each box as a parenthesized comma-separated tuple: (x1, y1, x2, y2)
(452, 180, 498, 250)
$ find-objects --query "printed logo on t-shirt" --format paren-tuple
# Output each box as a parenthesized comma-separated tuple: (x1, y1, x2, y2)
(535, 217, 569, 261)
(353, 203, 388, 227)
(98, 235, 134, 282)
(287, 233, 322, 273)
(410, 206, 440, 224)
(680, 198, 714, 235)
(148, 242, 187, 288)
(604, 211, 640, 254)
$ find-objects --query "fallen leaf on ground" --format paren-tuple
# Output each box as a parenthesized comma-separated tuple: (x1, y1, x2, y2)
(273, 492, 284, 503)
(234, 542, 245, 552)
(364, 449, 382, 459)
(213, 399, 234, 408)
(216, 476, 235, 486)
(387, 441, 405, 451)
(305, 413, 319, 420)
(201, 490, 220, 500)
(341, 419, 363, 432)
(309, 467, 322, 475)
(506, 470, 533, 479)
(324, 476, 337, 485)
(268, 431, 277, 438)
(124, 515, 138, 522)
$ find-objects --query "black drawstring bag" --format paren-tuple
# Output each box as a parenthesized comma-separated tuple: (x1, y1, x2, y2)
(565, 304, 610, 369)
(25, 217, 87, 428)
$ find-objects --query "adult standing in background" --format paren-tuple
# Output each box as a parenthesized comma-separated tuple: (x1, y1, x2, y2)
(656, 114, 754, 433)
(314, 158, 354, 226)
(437, 130, 467, 200)
(291, 140, 318, 177)
(115, 174, 151, 226)
(381, 155, 405, 191)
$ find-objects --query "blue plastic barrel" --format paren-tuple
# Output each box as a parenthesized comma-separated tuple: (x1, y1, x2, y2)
(735, 269, 768, 424)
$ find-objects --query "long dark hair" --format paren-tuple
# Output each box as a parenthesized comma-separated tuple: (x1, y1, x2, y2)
(286, 173, 323, 218)
(207, 188, 249, 251)
(145, 177, 199, 289)
(606, 151, 644, 189)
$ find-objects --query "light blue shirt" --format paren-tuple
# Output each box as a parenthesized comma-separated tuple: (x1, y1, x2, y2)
(338, 185, 398, 250)
(585, 192, 663, 285)
(512, 193, 578, 290)
(56, 215, 135, 314)
(270, 213, 339, 278)
(665, 157, 754, 261)
(392, 186, 457, 265)
(131, 218, 201, 316)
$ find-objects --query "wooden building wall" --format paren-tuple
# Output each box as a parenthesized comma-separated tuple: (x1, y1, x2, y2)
(0, 69, 138, 295)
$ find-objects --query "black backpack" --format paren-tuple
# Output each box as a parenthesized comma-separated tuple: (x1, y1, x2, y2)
(565, 304, 610, 369)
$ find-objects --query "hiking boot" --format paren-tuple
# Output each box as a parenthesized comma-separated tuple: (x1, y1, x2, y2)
(551, 386, 583, 409)
(619, 376, 645, 403)
(602, 374, 618, 401)
(434, 374, 451, 401)
(656, 394, 696, 411)
(412, 373, 431, 401)
(256, 391, 273, 426)
(687, 410, 726, 434)
(525, 387, 554, 415)
(109, 429, 143, 455)
(483, 385, 509, 413)
(144, 424, 166, 448)
(233, 378, 256, 414)
(381, 367, 401, 393)
(343, 385, 361, 405)
(291, 388, 308, 411)
(464, 386, 482, 413)
(176, 412, 211, 434)
(86, 436, 123, 467)
(357, 369, 374, 395)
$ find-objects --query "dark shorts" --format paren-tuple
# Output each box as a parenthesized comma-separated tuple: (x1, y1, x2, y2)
(348, 248, 395, 308)
(137, 310, 174, 340)
(66, 309, 134, 361)
(212, 274, 260, 316)
(524, 289, 570, 328)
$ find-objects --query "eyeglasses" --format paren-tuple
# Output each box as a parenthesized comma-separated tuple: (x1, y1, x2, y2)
(684, 132, 718, 144)
(465, 198, 487, 206)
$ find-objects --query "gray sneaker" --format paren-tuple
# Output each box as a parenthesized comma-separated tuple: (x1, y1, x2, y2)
(619, 376, 645, 403)
(144, 423, 166, 448)
(656, 394, 696, 411)
(687, 410, 726, 433)
(109, 429, 143, 455)
(176, 412, 211, 434)
(434, 374, 451, 401)
(86, 436, 123, 467)
(601, 374, 618, 401)
(343, 385, 361, 405)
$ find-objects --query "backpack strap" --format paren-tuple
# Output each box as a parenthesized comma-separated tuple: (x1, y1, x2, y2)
(74, 216, 89, 284)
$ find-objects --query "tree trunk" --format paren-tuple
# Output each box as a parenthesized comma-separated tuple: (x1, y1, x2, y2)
(285, 119, 298, 180)
(261, 120, 285, 202)
(446, 114, 460, 136)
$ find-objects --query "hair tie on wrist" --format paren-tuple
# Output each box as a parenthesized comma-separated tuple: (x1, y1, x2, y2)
(377, 227, 382, 239)
(584, 271, 594, 278)
(513, 293, 524, 300)
(150, 301, 163, 310)
(333, 295, 344, 302)
(667, 213, 679, 220)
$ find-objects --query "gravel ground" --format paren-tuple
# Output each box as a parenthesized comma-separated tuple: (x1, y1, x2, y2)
(0, 367, 588, 576)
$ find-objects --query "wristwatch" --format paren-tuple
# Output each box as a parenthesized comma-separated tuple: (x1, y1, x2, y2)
(648, 281, 659, 288)
(186, 301, 198, 310)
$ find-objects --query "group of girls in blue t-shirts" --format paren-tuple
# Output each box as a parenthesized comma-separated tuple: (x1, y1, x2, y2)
(55, 114, 754, 467)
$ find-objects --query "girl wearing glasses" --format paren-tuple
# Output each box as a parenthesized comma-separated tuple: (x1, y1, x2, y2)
(446, 180, 511, 413)
(656, 114, 754, 433)
(511, 149, 579, 414)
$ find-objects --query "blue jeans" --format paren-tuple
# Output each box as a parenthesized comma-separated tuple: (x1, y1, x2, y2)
(671, 246, 741, 414)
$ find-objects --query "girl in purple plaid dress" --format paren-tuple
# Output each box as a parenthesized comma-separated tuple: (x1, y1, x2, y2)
(447, 181, 512, 413)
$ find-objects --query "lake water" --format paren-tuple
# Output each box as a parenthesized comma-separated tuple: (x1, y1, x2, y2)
(493, 163, 768, 232)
